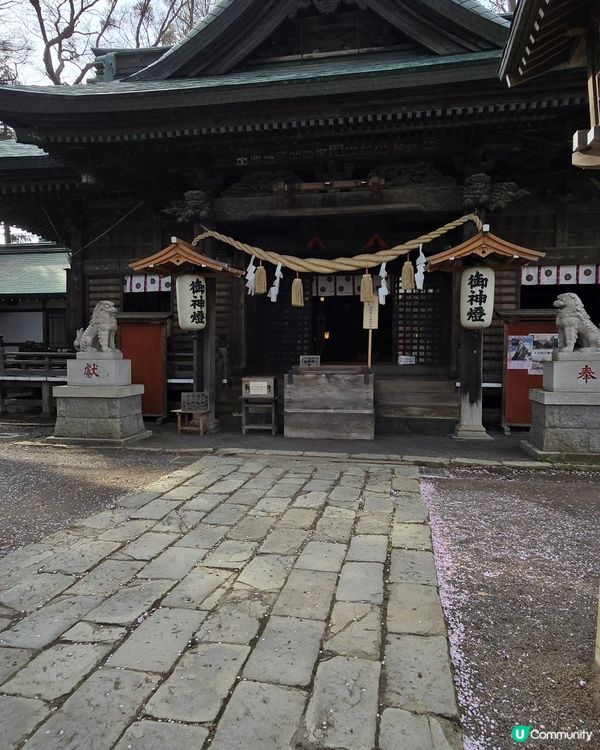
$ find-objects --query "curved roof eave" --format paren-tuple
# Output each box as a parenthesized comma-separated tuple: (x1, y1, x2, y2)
(0, 50, 502, 124)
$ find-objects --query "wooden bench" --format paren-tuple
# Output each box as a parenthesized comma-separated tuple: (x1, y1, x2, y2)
(172, 391, 211, 434)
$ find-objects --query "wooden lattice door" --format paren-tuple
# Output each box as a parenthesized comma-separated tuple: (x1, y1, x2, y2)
(395, 273, 451, 366)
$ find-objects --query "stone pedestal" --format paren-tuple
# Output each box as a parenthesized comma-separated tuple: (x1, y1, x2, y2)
(49, 351, 151, 446)
(454, 328, 491, 441)
(454, 394, 492, 440)
(522, 351, 600, 460)
(66, 350, 132, 387)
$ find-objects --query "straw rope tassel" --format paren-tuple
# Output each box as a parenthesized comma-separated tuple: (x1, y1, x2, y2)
(401, 255, 416, 291)
(254, 262, 267, 295)
(360, 270, 375, 302)
(291, 274, 304, 307)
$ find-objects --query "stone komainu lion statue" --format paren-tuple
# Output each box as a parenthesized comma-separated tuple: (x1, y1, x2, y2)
(554, 293, 600, 351)
(74, 300, 118, 353)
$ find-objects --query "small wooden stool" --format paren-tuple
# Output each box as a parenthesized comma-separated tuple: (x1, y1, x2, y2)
(173, 392, 211, 434)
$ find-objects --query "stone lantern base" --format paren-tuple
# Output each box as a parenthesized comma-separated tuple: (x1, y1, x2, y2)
(522, 351, 600, 460)
(48, 351, 151, 446)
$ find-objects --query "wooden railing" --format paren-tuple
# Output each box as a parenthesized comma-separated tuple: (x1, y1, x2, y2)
(0, 350, 75, 380)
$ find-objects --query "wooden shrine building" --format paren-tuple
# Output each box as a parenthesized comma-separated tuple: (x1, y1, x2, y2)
(0, 0, 598, 430)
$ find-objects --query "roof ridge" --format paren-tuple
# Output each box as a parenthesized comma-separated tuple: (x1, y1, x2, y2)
(129, 0, 508, 81)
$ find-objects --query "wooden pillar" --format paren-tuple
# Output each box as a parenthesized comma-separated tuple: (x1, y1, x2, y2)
(454, 324, 490, 439)
(193, 331, 202, 392)
(204, 276, 219, 430)
(454, 221, 491, 440)
(66, 223, 85, 347)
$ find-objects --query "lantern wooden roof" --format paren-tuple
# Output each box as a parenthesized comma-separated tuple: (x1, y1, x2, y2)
(130, 237, 244, 277)
(426, 230, 545, 271)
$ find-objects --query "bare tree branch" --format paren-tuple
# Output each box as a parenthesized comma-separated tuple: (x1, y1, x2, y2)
(0, 0, 215, 85)
(480, 0, 517, 13)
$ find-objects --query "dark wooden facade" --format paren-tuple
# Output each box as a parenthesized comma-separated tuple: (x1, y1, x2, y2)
(0, 0, 597, 423)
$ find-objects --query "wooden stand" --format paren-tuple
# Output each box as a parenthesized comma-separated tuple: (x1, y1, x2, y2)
(241, 396, 279, 435)
(173, 409, 211, 434)
(173, 391, 211, 434)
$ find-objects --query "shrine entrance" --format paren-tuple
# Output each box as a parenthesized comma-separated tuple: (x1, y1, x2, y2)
(312, 292, 394, 365)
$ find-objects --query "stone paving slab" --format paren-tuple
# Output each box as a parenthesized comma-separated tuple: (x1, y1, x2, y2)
(137, 546, 207, 579)
(243, 615, 324, 687)
(0, 572, 74, 612)
(235, 553, 293, 592)
(67, 559, 145, 597)
(108, 607, 205, 673)
(259, 528, 309, 554)
(145, 642, 249, 722)
(0, 646, 33, 685)
(387, 582, 446, 636)
(0, 695, 49, 749)
(196, 588, 270, 644)
(337, 561, 384, 604)
(62, 621, 126, 643)
(2, 642, 110, 700)
(295, 541, 346, 572)
(0, 452, 462, 749)
(384, 633, 459, 717)
(346, 533, 388, 563)
(85, 579, 173, 625)
(161, 566, 233, 610)
(210, 681, 306, 750)
(23, 668, 160, 750)
(390, 549, 438, 586)
(304, 655, 381, 750)
(392, 521, 433, 550)
(325, 601, 381, 659)
(0, 595, 101, 648)
(114, 721, 209, 750)
(272, 568, 337, 620)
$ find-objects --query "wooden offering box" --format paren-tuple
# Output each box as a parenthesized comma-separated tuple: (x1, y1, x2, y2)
(284, 366, 374, 440)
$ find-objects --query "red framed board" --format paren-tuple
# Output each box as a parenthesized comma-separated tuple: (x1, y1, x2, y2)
(501, 311, 557, 429)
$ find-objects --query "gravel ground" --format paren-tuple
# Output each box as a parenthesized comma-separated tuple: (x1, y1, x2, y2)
(422, 468, 600, 750)
(0, 433, 188, 554)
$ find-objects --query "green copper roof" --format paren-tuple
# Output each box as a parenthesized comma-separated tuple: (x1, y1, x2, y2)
(0, 247, 69, 295)
(1, 49, 502, 100)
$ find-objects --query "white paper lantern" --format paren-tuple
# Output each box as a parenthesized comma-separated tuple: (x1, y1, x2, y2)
(177, 274, 207, 331)
(460, 267, 495, 329)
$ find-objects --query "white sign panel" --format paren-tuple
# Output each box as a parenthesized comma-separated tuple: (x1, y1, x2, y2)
(460, 267, 495, 329)
(177, 274, 207, 331)
(363, 299, 379, 330)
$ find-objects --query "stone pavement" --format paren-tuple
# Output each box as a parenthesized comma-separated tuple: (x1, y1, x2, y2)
(0, 453, 462, 750)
